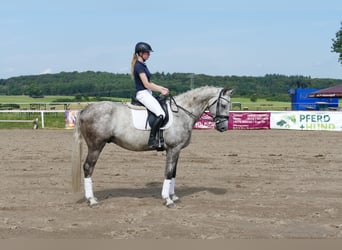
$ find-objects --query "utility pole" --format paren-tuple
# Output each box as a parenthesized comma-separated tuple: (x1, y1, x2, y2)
(189, 73, 194, 89)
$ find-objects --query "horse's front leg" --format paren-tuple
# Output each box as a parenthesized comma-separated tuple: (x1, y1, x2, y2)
(162, 148, 180, 207)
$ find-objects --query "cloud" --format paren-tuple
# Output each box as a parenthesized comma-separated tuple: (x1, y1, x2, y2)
(40, 68, 52, 74)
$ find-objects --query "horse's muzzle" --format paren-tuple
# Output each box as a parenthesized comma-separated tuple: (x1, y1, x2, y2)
(214, 117, 228, 132)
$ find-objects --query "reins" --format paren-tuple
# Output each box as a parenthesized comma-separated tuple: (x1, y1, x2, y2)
(169, 94, 198, 119)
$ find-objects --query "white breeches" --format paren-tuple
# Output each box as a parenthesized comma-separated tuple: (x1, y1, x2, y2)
(136, 90, 165, 118)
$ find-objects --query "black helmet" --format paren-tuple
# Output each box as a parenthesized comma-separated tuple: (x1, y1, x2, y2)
(135, 42, 153, 54)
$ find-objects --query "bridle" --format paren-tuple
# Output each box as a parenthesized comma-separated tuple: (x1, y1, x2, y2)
(169, 88, 230, 127)
(207, 88, 230, 128)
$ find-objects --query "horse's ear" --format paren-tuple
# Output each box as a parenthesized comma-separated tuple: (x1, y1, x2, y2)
(224, 88, 234, 96)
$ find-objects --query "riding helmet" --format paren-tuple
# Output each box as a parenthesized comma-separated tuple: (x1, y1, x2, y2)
(135, 42, 153, 54)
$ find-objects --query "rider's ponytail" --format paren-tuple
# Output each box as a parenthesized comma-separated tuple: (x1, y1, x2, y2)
(131, 53, 138, 79)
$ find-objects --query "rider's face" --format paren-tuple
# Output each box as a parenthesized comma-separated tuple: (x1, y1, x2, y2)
(141, 51, 150, 61)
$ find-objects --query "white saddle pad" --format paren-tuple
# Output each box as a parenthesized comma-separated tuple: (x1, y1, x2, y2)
(130, 103, 173, 131)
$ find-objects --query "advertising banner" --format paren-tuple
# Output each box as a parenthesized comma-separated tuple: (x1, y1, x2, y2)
(270, 111, 342, 131)
(194, 111, 215, 129)
(65, 110, 80, 129)
(228, 112, 270, 130)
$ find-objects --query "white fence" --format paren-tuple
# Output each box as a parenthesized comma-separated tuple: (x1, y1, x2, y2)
(2, 109, 342, 131)
(0, 110, 66, 128)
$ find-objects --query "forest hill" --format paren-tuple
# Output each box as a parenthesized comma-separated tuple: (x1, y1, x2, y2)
(1, 71, 342, 101)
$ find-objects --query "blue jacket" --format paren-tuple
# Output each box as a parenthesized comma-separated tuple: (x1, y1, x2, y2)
(134, 61, 151, 91)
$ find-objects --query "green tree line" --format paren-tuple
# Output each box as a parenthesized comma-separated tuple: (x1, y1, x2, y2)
(1, 71, 342, 101)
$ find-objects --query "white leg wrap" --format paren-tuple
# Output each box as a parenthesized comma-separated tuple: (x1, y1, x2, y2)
(169, 178, 179, 202)
(170, 178, 175, 195)
(84, 177, 94, 199)
(161, 179, 171, 199)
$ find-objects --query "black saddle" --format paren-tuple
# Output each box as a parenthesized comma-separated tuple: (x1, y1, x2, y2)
(131, 95, 169, 129)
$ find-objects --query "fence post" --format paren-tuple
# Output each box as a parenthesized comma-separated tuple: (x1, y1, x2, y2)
(41, 111, 45, 128)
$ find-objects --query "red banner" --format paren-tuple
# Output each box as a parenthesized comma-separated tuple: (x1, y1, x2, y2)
(194, 111, 215, 129)
(228, 112, 270, 130)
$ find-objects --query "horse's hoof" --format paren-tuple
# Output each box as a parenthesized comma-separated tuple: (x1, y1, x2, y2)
(164, 198, 175, 208)
(170, 194, 180, 203)
(87, 197, 99, 207)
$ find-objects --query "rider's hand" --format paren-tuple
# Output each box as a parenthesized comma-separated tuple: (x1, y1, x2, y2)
(161, 87, 169, 96)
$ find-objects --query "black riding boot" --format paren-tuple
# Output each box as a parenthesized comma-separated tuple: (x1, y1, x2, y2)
(148, 115, 164, 148)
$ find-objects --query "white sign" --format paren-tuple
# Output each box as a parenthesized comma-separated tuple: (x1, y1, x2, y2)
(270, 111, 342, 131)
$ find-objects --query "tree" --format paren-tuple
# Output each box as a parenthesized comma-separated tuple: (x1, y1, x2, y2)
(250, 93, 258, 102)
(27, 83, 44, 98)
(332, 22, 342, 64)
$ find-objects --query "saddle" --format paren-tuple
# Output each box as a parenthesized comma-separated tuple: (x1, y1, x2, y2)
(130, 95, 170, 129)
(129, 96, 171, 151)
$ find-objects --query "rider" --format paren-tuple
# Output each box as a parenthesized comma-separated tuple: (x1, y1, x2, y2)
(131, 42, 169, 148)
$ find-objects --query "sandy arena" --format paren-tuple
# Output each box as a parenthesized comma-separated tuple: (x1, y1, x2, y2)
(0, 129, 341, 239)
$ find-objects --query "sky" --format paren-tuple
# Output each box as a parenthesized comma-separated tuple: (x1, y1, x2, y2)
(1, 0, 342, 80)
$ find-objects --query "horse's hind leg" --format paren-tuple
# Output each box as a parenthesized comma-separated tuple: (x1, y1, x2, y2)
(83, 143, 106, 206)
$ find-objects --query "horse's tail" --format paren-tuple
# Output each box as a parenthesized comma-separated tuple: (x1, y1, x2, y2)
(71, 115, 82, 192)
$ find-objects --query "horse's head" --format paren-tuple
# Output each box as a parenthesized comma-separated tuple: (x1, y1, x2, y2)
(208, 88, 233, 132)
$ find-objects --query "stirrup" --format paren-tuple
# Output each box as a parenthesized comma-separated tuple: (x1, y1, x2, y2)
(148, 140, 158, 149)
(156, 130, 165, 151)
(148, 137, 165, 151)
(156, 145, 165, 151)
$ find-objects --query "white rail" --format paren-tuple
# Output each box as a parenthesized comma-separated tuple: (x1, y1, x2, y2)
(0, 110, 66, 128)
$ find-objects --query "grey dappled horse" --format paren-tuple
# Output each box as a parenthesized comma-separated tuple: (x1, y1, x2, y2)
(71, 86, 233, 207)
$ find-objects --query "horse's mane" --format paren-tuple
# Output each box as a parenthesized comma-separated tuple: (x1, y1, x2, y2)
(174, 86, 220, 103)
